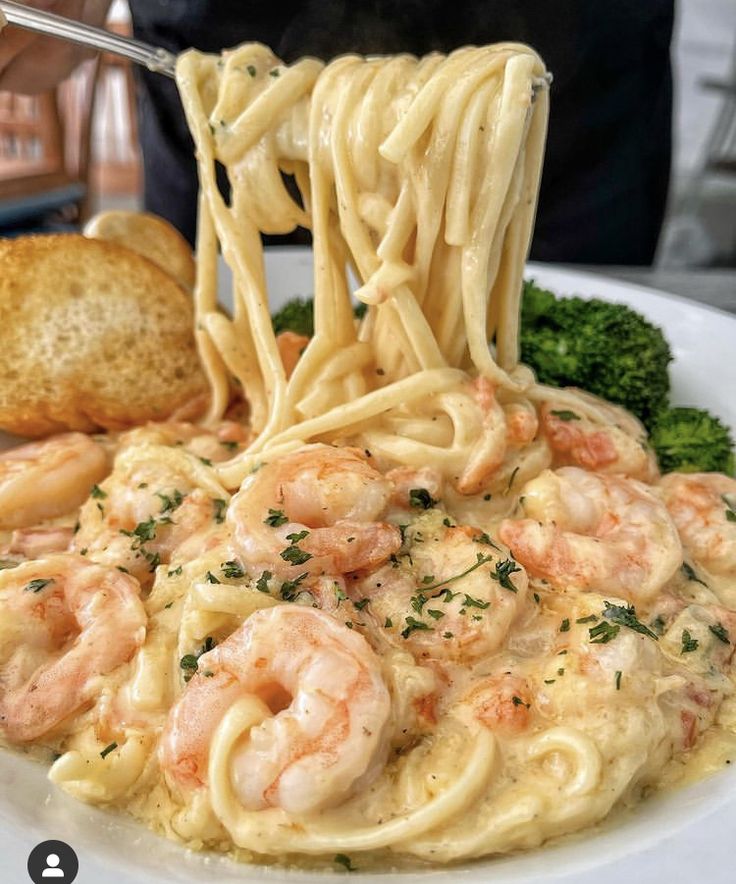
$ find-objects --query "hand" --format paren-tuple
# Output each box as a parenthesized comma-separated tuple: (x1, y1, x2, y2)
(0, 1, 112, 94)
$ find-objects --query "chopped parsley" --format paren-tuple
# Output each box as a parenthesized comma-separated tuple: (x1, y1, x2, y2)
(335, 584, 348, 605)
(264, 508, 288, 527)
(462, 593, 490, 610)
(432, 587, 461, 603)
(401, 616, 434, 639)
(280, 572, 309, 601)
(25, 578, 54, 593)
(723, 495, 736, 523)
(255, 571, 272, 593)
(99, 742, 118, 759)
(354, 598, 370, 611)
(709, 622, 731, 645)
(409, 488, 438, 509)
(681, 562, 708, 587)
(474, 532, 499, 549)
(576, 614, 598, 624)
(205, 571, 221, 584)
(246, 64, 256, 77)
(651, 614, 666, 636)
(410, 593, 428, 614)
(420, 553, 494, 594)
(168, 565, 183, 577)
(334, 854, 356, 872)
(442, 631, 454, 639)
(212, 498, 227, 524)
(615, 671, 622, 690)
(681, 629, 699, 653)
(602, 601, 659, 640)
(549, 409, 580, 421)
(588, 621, 620, 644)
(220, 439, 239, 451)
(384, 617, 393, 628)
(156, 489, 184, 514)
(286, 530, 309, 543)
(179, 654, 199, 679)
(90, 484, 107, 499)
(198, 456, 214, 467)
(280, 545, 312, 566)
(490, 558, 522, 592)
(559, 618, 570, 633)
(511, 695, 530, 708)
(179, 637, 216, 682)
(221, 560, 245, 579)
(121, 517, 157, 546)
(507, 466, 520, 491)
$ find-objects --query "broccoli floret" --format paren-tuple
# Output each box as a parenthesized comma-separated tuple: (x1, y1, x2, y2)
(520, 280, 672, 429)
(649, 407, 735, 475)
(271, 297, 314, 337)
(272, 296, 367, 337)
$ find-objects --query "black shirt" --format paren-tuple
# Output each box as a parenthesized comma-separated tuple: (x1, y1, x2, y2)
(129, 0, 674, 264)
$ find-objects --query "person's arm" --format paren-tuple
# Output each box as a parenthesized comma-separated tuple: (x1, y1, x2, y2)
(0, 0, 112, 94)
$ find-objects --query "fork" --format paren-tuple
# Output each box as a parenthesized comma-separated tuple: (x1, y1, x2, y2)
(0, 0, 177, 77)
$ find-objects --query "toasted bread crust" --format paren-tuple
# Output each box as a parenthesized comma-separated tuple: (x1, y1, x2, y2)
(84, 211, 196, 291)
(0, 234, 208, 437)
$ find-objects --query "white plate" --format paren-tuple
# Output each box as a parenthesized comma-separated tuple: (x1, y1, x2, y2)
(2, 253, 735, 883)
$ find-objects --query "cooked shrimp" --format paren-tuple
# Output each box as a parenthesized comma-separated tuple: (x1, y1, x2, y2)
(540, 393, 657, 482)
(455, 377, 507, 494)
(5, 526, 74, 559)
(0, 554, 146, 742)
(504, 400, 538, 446)
(118, 419, 250, 463)
(159, 606, 390, 813)
(229, 444, 401, 580)
(659, 472, 736, 577)
(356, 513, 528, 662)
(462, 674, 533, 735)
(276, 330, 310, 378)
(74, 445, 228, 587)
(0, 433, 109, 530)
(499, 467, 682, 602)
(386, 466, 444, 509)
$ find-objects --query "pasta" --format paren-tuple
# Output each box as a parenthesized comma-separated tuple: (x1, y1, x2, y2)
(1, 39, 736, 875)
(175, 42, 548, 480)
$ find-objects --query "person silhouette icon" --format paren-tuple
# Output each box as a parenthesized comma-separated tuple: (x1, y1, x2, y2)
(27, 839, 78, 883)
(41, 854, 64, 878)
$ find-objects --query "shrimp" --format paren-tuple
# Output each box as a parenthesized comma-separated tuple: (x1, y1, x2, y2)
(74, 445, 228, 587)
(229, 444, 401, 580)
(659, 473, 736, 578)
(276, 330, 310, 378)
(540, 392, 657, 482)
(386, 466, 444, 510)
(5, 526, 74, 559)
(0, 433, 109, 530)
(159, 606, 390, 813)
(0, 554, 146, 743)
(118, 419, 250, 463)
(499, 467, 682, 602)
(462, 674, 533, 735)
(455, 377, 508, 494)
(355, 513, 528, 662)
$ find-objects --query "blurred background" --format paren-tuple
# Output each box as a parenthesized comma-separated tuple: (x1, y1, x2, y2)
(0, 0, 734, 272)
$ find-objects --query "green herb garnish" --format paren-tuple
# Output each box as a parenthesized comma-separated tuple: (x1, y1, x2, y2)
(409, 488, 438, 509)
(681, 629, 699, 653)
(25, 578, 54, 593)
(264, 508, 288, 527)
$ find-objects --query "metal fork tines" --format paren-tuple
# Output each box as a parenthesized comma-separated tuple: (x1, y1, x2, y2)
(0, 0, 177, 78)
